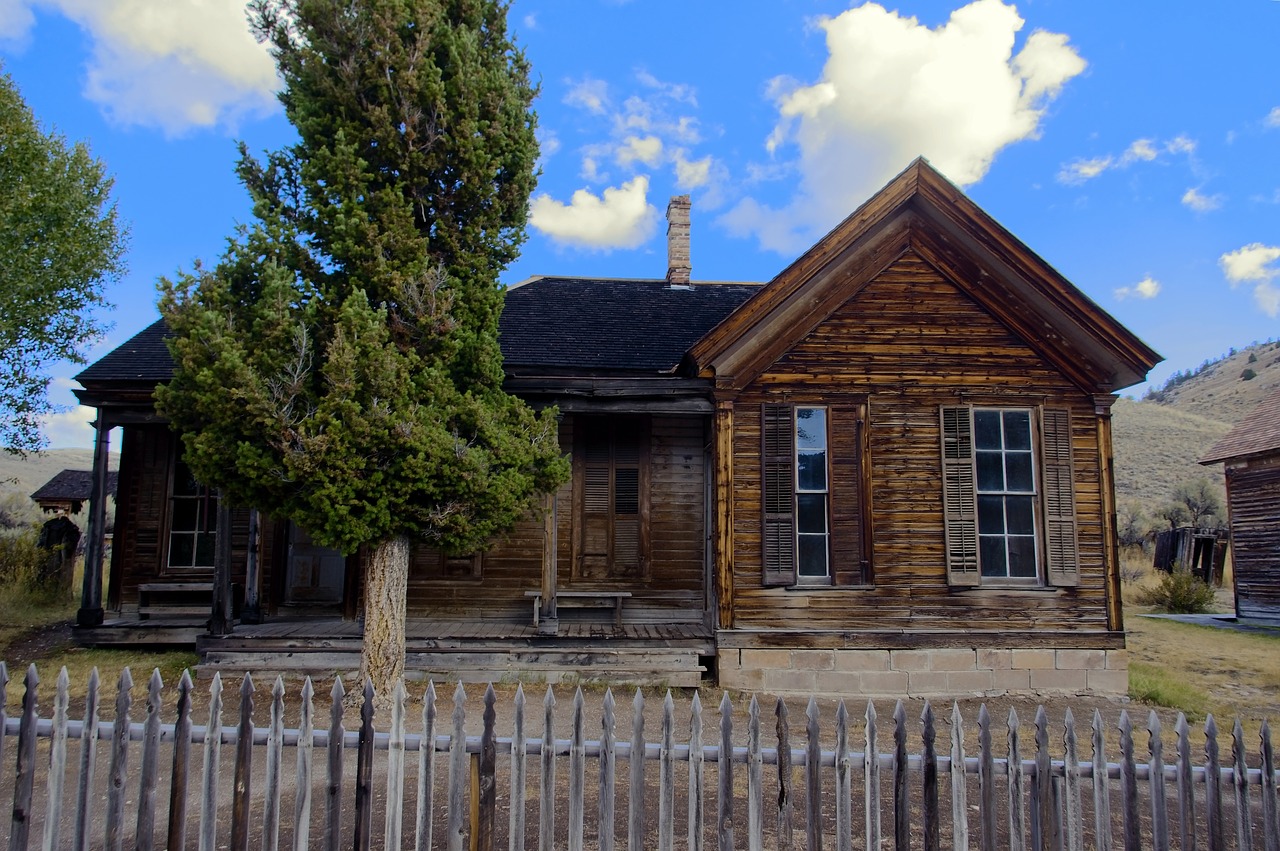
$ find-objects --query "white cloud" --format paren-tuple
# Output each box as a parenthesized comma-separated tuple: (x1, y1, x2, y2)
(673, 151, 713, 189)
(522, 13, 537, 30)
(564, 77, 610, 114)
(529, 176, 658, 250)
(1265, 107, 1280, 128)
(1220, 243, 1280, 317)
(1181, 187, 1224, 213)
(615, 134, 663, 168)
(537, 129, 561, 159)
(725, 0, 1086, 253)
(0, 0, 36, 43)
(1057, 134, 1198, 185)
(39, 404, 97, 450)
(635, 70, 697, 106)
(1113, 276, 1160, 301)
(5, 0, 279, 135)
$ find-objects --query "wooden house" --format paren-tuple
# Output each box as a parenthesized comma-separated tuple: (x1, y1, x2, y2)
(1200, 385, 1280, 622)
(72, 160, 1159, 696)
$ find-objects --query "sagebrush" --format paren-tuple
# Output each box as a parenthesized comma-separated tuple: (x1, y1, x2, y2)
(1133, 570, 1218, 614)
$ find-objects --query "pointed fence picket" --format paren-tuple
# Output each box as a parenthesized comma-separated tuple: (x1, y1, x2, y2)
(2, 662, 1280, 851)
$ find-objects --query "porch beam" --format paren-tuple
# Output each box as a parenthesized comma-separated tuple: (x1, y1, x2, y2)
(538, 491, 558, 635)
(77, 411, 112, 626)
(241, 510, 262, 624)
(713, 399, 735, 629)
(1094, 393, 1123, 633)
(209, 493, 234, 636)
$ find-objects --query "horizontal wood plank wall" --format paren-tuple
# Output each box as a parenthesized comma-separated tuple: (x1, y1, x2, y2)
(112, 425, 252, 609)
(406, 414, 708, 623)
(1224, 456, 1280, 621)
(730, 251, 1109, 634)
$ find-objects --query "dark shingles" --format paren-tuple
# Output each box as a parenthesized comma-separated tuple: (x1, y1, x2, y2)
(499, 277, 760, 373)
(75, 319, 175, 384)
(30, 469, 119, 502)
(74, 277, 762, 386)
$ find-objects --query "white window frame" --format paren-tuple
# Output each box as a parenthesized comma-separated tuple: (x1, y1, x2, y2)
(972, 407, 1040, 584)
(793, 406, 831, 586)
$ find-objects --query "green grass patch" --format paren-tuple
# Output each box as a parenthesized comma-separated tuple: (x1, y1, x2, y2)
(1128, 660, 1210, 720)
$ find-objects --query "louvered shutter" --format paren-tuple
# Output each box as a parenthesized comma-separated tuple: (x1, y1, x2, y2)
(940, 406, 980, 586)
(580, 427, 612, 579)
(762, 404, 796, 586)
(829, 403, 868, 586)
(611, 419, 642, 577)
(1039, 407, 1080, 587)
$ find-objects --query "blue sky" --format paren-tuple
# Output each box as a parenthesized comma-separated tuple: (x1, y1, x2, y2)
(2, 0, 1278, 449)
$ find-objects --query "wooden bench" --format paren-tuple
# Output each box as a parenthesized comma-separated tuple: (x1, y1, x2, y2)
(137, 582, 214, 619)
(524, 590, 632, 631)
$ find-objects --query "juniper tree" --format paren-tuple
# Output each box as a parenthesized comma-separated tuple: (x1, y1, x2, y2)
(157, 0, 567, 702)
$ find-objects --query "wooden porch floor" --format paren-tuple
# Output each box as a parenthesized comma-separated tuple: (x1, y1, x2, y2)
(77, 616, 716, 687)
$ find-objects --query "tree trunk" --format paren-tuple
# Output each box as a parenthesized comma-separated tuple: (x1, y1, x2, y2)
(359, 535, 409, 715)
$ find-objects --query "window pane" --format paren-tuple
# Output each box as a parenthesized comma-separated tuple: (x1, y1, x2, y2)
(171, 499, 198, 532)
(976, 451, 1004, 491)
(797, 534, 828, 577)
(796, 493, 827, 534)
(979, 536, 1007, 577)
(797, 450, 827, 491)
(795, 408, 826, 450)
(1003, 411, 1032, 450)
(1006, 496, 1036, 534)
(977, 496, 1005, 534)
(974, 410, 1002, 449)
(1005, 452, 1034, 491)
(173, 463, 202, 497)
(169, 533, 195, 568)
(195, 532, 216, 567)
(1007, 535, 1038, 577)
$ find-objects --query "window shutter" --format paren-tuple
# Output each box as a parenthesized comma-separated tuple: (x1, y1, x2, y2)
(940, 406, 980, 587)
(580, 429, 612, 578)
(762, 404, 796, 586)
(612, 420, 642, 577)
(829, 403, 867, 586)
(1039, 407, 1080, 587)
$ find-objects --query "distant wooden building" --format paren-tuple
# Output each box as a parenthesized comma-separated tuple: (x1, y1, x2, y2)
(1201, 385, 1280, 622)
(71, 159, 1161, 696)
(30, 469, 118, 515)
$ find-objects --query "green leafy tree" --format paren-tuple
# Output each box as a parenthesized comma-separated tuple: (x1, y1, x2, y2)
(1171, 477, 1225, 529)
(157, 0, 568, 703)
(0, 64, 126, 453)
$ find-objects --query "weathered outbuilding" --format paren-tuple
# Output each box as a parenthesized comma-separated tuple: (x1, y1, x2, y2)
(1200, 384, 1280, 622)
(71, 159, 1160, 695)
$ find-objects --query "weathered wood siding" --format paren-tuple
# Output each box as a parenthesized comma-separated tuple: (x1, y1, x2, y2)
(729, 251, 1111, 634)
(406, 414, 709, 623)
(1224, 454, 1280, 621)
(108, 424, 253, 609)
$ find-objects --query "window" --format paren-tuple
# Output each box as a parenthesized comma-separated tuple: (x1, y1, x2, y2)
(762, 403, 867, 587)
(167, 459, 217, 571)
(574, 415, 649, 580)
(941, 406, 1079, 587)
(412, 546, 483, 581)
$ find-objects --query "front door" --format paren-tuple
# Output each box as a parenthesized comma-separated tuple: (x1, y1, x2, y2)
(285, 524, 346, 606)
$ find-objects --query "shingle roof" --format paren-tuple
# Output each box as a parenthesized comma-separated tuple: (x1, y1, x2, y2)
(74, 277, 762, 387)
(30, 469, 119, 502)
(1200, 384, 1280, 464)
(500, 277, 760, 373)
(75, 319, 175, 384)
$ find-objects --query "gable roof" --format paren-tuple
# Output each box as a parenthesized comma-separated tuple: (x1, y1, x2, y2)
(31, 469, 119, 503)
(1200, 384, 1280, 464)
(76, 319, 175, 385)
(687, 158, 1161, 394)
(500, 277, 759, 374)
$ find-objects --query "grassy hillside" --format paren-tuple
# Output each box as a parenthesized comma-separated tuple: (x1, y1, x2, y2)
(1144, 340, 1280, 423)
(0, 448, 119, 500)
(1112, 398, 1230, 509)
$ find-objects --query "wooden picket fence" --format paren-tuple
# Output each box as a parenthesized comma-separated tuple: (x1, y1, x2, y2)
(1, 661, 1279, 851)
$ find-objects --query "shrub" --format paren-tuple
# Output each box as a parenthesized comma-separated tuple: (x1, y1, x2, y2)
(1242, 368, 1257, 381)
(0, 526, 73, 605)
(1133, 570, 1218, 614)
(1248, 352, 1258, 364)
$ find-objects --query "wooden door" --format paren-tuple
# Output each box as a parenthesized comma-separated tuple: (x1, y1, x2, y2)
(285, 524, 346, 606)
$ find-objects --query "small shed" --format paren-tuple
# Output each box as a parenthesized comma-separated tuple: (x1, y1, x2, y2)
(30, 469, 119, 515)
(1200, 385, 1280, 621)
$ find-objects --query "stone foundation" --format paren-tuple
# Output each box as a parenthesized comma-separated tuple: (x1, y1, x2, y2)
(717, 647, 1128, 698)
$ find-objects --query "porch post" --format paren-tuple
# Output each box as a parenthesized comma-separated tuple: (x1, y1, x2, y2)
(77, 411, 111, 627)
(713, 399, 736, 630)
(241, 509, 262, 624)
(538, 490, 558, 635)
(209, 493, 234, 636)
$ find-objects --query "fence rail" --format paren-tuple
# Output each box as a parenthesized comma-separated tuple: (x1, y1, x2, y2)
(1, 661, 1278, 851)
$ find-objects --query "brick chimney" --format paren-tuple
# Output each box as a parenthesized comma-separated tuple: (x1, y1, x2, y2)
(666, 195, 691, 286)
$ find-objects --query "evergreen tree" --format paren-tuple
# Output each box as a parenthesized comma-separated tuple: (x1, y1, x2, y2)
(157, 0, 568, 703)
(0, 64, 126, 453)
